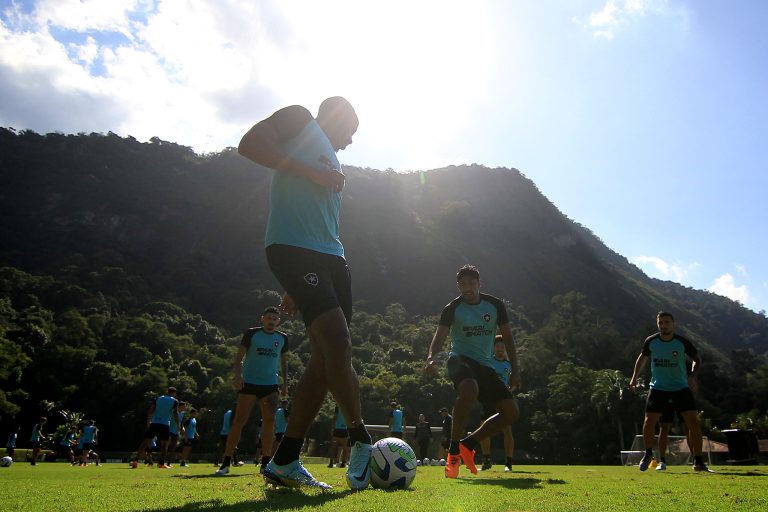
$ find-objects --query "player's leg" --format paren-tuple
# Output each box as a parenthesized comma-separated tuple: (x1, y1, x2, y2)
(328, 436, 339, 467)
(680, 409, 706, 470)
(657, 421, 671, 470)
(217, 393, 257, 473)
(503, 426, 514, 471)
(258, 391, 278, 467)
(479, 435, 492, 470)
(639, 412, 661, 470)
(446, 377, 478, 476)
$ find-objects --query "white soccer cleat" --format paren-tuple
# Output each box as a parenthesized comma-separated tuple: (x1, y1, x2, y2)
(346, 441, 373, 490)
(263, 459, 331, 489)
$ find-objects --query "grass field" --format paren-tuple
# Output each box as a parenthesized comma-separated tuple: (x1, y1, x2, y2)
(0, 462, 766, 512)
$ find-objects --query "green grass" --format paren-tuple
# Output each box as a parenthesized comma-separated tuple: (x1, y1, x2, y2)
(1, 463, 766, 512)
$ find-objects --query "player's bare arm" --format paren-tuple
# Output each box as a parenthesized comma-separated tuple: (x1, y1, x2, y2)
(629, 353, 647, 390)
(279, 292, 298, 317)
(232, 346, 247, 390)
(688, 353, 702, 393)
(280, 352, 288, 396)
(238, 121, 344, 192)
(425, 325, 449, 377)
(499, 323, 522, 389)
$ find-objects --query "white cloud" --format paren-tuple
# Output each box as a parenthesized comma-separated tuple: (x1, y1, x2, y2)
(578, 0, 670, 39)
(631, 255, 700, 283)
(735, 264, 747, 276)
(708, 273, 750, 305)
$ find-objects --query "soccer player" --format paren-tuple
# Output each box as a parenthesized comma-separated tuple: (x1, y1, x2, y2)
(215, 306, 289, 476)
(328, 405, 350, 468)
(387, 402, 406, 439)
(215, 405, 236, 467)
(29, 417, 47, 465)
(238, 97, 373, 490)
(274, 399, 289, 454)
(179, 409, 199, 467)
(167, 401, 188, 465)
(132, 387, 179, 469)
(425, 265, 522, 479)
(437, 407, 452, 461)
(480, 338, 516, 472)
(629, 311, 711, 472)
(58, 426, 76, 464)
(79, 420, 98, 466)
(6, 427, 18, 458)
(414, 413, 433, 462)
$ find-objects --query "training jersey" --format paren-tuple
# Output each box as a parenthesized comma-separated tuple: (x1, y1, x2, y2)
(220, 410, 233, 436)
(151, 395, 178, 426)
(490, 357, 513, 385)
(263, 106, 344, 257)
(59, 432, 75, 447)
(275, 407, 288, 434)
(81, 425, 97, 444)
(240, 327, 289, 385)
(334, 407, 347, 430)
(415, 421, 432, 442)
(641, 333, 698, 391)
(185, 418, 197, 440)
(440, 294, 509, 367)
(441, 414, 453, 437)
(76, 436, 84, 450)
(7, 433, 16, 448)
(30, 423, 43, 442)
(389, 409, 404, 433)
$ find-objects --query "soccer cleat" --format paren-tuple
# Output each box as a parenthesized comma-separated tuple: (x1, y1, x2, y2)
(157, 464, 169, 469)
(235, 461, 245, 467)
(263, 460, 332, 490)
(214, 465, 230, 476)
(459, 443, 478, 474)
(504, 465, 512, 472)
(638, 455, 652, 471)
(130, 460, 139, 469)
(480, 461, 492, 471)
(655, 462, 667, 471)
(693, 462, 714, 473)
(346, 441, 373, 490)
(338, 462, 347, 468)
(327, 461, 335, 468)
(180, 462, 188, 467)
(445, 454, 460, 478)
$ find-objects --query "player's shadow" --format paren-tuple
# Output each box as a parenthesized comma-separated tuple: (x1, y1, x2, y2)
(704, 470, 767, 477)
(463, 477, 547, 490)
(152, 490, 348, 512)
(171, 473, 252, 479)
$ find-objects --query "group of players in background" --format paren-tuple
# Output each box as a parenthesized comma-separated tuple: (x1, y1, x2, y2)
(4, 96, 711, 487)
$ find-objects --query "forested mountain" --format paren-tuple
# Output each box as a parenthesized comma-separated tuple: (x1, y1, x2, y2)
(1, 128, 767, 463)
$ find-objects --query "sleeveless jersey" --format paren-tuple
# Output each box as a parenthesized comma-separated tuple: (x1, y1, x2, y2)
(150, 395, 178, 426)
(490, 357, 513, 385)
(334, 408, 347, 430)
(220, 410, 232, 436)
(275, 407, 287, 434)
(440, 293, 509, 367)
(185, 418, 197, 440)
(390, 409, 404, 433)
(81, 425, 97, 444)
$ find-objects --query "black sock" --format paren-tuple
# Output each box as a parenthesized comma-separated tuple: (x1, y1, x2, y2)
(348, 424, 372, 445)
(484, 455, 491, 463)
(506, 457, 512, 467)
(260, 456, 270, 466)
(220, 455, 231, 468)
(273, 437, 303, 466)
(645, 448, 653, 458)
(449, 441, 460, 455)
(694, 455, 704, 465)
(460, 436, 479, 452)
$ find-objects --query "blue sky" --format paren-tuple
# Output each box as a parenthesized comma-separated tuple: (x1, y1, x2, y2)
(1, 0, 766, 313)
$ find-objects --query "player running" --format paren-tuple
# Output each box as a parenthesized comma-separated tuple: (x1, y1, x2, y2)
(425, 265, 522, 479)
(629, 311, 711, 472)
(131, 387, 179, 469)
(216, 306, 289, 476)
(238, 97, 372, 490)
(179, 409, 199, 467)
(79, 420, 99, 466)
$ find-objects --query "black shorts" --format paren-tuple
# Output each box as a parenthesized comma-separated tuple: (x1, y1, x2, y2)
(6, 447, 14, 456)
(440, 437, 450, 450)
(144, 423, 171, 442)
(183, 438, 197, 447)
(239, 383, 279, 399)
(169, 432, 179, 439)
(389, 431, 404, 439)
(447, 355, 514, 410)
(332, 429, 349, 439)
(83, 442, 95, 452)
(274, 432, 285, 442)
(57, 445, 72, 456)
(30, 441, 41, 449)
(646, 388, 697, 416)
(266, 244, 352, 327)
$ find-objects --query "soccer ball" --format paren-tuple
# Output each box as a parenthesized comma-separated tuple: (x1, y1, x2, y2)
(422, 457, 430, 466)
(416, 459, 422, 466)
(1, 456, 12, 467)
(369, 437, 417, 489)
(439, 458, 446, 466)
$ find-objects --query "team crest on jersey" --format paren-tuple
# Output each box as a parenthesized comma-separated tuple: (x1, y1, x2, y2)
(672, 350, 679, 357)
(274, 341, 279, 348)
(483, 313, 491, 322)
(304, 273, 319, 286)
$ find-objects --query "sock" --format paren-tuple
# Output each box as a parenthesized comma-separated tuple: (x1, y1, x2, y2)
(273, 437, 303, 466)
(260, 456, 270, 467)
(660, 457, 666, 463)
(220, 455, 231, 468)
(460, 436, 479, 452)
(644, 448, 653, 458)
(506, 457, 513, 467)
(484, 454, 491, 463)
(348, 424, 372, 445)
(694, 455, 704, 465)
(449, 441, 460, 456)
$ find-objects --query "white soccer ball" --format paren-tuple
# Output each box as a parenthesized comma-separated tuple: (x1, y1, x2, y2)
(416, 459, 422, 466)
(422, 457, 430, 466)
(439, 458, 446, 466)
(369, 437, 417, 490)
(0, 456, 12, 467)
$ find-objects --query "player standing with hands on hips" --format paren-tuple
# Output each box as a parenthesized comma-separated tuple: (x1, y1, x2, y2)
(238, 97, 373, 490)
(425, 264, 522, 479)
(629, 311, 711, 472)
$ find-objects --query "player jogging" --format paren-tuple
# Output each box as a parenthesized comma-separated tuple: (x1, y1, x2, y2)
(179, 409, 199, 467)
(238, 97, 373, 490)
(79, 420, 98, 466)
(425, 265, 522, 479)
(629, 311, 711, 472)
(216, 306, 289, 476)
(132, 387, 179, 469)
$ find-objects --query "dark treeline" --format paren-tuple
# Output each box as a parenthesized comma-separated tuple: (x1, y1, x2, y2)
(1, 128, 767, 463)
